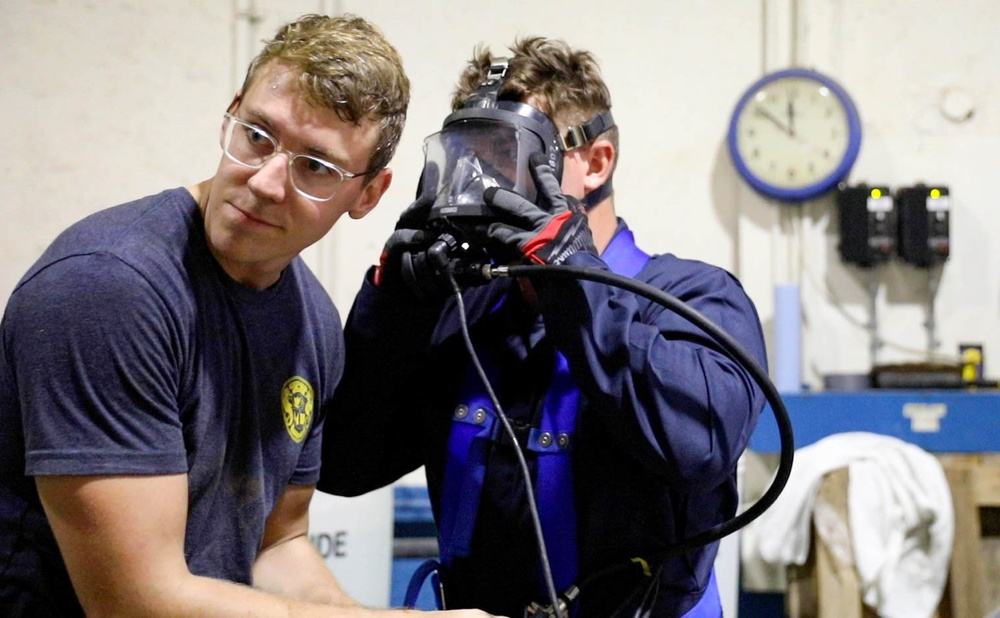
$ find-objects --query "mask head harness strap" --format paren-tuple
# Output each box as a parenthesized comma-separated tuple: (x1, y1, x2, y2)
(560, 110, 616, 210)
(462, 58, 511, 108)
(558, 110, 615, 151)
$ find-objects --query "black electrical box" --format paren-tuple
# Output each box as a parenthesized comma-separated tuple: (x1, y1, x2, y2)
(896, 184, 950, 267)
(836, 183, 896, 267)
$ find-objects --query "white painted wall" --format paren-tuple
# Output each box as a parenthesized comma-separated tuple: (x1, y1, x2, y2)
(4, 0, 999, 611)
(6, 1, 997, 387)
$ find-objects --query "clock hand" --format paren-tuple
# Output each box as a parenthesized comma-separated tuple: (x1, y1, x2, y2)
(787, 100, 796, 136)
(753, 105, 793, 137)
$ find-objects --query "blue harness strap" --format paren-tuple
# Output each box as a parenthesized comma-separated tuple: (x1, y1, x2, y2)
(679, 569, 721, 617)
(436, 359, 500, 566)
(402, 558, 445, 610)
(528, 351, 580, 594)
(426, 227, 651, 610)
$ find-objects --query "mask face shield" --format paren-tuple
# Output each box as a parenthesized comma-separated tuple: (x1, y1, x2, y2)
(423, 102, 563, 223)
(422, 117, 543, 218)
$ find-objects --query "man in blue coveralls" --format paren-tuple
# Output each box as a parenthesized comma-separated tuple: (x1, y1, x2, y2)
(319, 35, 768, 618)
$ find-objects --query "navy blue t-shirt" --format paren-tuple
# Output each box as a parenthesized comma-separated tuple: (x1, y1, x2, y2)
(0, 188, 342, 616)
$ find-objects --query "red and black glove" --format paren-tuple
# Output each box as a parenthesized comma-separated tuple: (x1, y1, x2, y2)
(483, 153, 596, 266)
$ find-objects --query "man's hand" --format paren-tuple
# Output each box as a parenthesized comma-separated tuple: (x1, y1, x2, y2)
(373, 195, 455, 300)
(373, 195, 432, 291)
(483, 153, 596, 266)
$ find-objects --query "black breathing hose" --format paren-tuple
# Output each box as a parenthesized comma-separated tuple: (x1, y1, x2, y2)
(488, 263, 795, 556)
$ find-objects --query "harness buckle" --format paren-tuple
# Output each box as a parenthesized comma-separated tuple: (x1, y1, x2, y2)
(523, 585, 580, 618)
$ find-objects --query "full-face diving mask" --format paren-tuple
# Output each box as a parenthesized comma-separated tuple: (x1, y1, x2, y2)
(422, 59, 564, 222)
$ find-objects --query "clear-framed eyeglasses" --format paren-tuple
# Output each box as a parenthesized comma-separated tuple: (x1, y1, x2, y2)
(220, 113, 376, 202)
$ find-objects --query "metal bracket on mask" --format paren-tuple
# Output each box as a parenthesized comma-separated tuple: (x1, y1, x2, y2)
(558, 110, 615, 151)
(463, 58, 510, 109)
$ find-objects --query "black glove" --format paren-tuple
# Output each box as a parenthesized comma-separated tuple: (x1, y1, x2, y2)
(483, 153, 596, 266)
(374, 195, 428, 290)
(373, 195, 457, 300)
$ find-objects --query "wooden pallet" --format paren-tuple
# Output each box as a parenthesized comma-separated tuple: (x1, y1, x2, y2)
(938, 454, 1000, 618)
(785, 455, 1000, 618)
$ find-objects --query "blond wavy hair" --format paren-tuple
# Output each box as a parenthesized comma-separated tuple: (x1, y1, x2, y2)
(241, 14, 410, 173)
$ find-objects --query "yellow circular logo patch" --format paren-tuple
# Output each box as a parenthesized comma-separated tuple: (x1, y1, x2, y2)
(281, 376, 314, 443)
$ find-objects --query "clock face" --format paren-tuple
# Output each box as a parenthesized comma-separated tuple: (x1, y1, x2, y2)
(728, 69, 862, 202)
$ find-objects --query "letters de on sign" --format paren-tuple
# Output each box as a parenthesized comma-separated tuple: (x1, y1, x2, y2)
(310, 531, 348, 559)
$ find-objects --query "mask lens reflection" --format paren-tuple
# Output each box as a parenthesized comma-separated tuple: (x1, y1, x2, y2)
(423, 119, 535, 216)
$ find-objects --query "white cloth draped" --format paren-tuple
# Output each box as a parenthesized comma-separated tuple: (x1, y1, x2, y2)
(741, 432, 953, 618)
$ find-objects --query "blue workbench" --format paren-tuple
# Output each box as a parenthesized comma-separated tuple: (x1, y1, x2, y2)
(750, 389, 1000, 454)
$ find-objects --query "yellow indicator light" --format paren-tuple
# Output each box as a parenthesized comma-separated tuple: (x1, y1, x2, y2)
(870, 188, 882, 199)
(930, 188, 941, 199)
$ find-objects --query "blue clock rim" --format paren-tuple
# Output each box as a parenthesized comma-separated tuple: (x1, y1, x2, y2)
(726, 67, 863, 203)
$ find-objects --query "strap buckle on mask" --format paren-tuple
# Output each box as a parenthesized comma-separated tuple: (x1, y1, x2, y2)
(558, 110, 615, 150)
(463, 59, 510, 109)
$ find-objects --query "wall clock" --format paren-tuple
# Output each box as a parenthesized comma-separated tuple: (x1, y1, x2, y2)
(727, 68, 862, 202)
